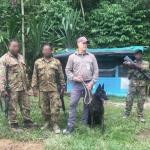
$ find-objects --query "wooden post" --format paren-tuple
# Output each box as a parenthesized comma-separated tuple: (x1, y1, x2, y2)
(21, 0, 25, 59)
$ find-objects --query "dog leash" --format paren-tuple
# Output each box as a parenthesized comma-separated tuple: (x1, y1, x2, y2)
(81, 81, 93, 105)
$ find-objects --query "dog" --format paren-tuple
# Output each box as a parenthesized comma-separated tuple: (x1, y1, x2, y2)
(87, 84, 108, 132)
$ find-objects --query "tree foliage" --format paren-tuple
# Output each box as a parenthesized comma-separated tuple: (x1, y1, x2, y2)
(0, 0, 150, 69)
(86, 0, 150, 47)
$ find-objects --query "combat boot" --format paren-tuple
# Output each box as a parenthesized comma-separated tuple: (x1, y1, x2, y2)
(138, 116, 145, 123)
(10, 123, 23, 133)
(53, 124, 61, 134)
(23, 120, 38, 128)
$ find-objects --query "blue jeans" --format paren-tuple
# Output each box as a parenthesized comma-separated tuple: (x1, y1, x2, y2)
(67, 82, 89, 128)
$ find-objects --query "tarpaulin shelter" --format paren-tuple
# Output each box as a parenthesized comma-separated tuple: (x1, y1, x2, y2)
(54, 46, 148, 96)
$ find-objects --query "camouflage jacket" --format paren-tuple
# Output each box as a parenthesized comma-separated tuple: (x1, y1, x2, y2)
(31, 57, 65, 92)
(0, 52, 29, 92)
(128, 60, 149, 86)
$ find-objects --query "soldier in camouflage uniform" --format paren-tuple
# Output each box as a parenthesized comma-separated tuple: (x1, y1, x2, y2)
(31, 44, 65, 134)
(123, 50, 149, 122)
(0, 40, 35, 132)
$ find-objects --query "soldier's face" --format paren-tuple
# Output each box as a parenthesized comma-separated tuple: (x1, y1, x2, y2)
(134, 53, 142, 60)
(77, 41, 88, 52)
(9, 41, 19, 55)
(42, 45, 52, 58)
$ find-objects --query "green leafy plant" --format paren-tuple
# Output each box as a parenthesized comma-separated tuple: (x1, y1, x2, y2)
(58, 10, 83, 48)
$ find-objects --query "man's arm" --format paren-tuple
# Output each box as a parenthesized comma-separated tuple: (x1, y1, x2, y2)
(127, 61, 149, 72)
(31, 62, 39, 92)
(65, 55, 74, 81)
(0, 57, 6, 93)
(57, 60, 65, 87)
(90, 55, 99, 85)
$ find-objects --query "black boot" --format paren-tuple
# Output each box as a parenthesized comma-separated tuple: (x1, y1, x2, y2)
(23, 120, 38, 128)
(10, 123, 23, 133)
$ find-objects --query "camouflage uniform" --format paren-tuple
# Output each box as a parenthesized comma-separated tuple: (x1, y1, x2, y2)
(31, 57, 65, 125)
(0, 52, 32, 124)
(125, 60, 149, 117)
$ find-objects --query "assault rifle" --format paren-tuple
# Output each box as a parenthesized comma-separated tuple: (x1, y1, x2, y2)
(2, 65, 10, 118)
(124, 56, 150, 80)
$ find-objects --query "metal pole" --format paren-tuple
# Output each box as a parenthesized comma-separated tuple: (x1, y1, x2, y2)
(21, 0, 25, 59)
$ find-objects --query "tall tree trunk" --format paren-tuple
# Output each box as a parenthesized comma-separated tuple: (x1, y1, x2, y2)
(79, 0, 85, 20)
(21, 0, 25, 59)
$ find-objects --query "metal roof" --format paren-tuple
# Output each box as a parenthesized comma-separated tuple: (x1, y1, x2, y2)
(54, 46, 148, 58)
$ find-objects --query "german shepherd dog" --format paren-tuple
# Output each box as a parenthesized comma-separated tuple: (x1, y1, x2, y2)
(87, 84, 108, 132)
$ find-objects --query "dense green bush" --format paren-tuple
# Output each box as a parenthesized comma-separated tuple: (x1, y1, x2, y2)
(0, 0, 150, 67)
(86, 0, 150, 47)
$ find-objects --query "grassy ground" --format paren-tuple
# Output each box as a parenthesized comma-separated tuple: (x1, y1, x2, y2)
(0, 96, 150, 150)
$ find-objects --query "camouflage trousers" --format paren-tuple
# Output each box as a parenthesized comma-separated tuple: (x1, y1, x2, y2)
(39, 91, 61, 125)
(125, 84, 146, 117)
(8, 90, 31, 124)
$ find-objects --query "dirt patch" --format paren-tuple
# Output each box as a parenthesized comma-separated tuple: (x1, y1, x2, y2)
(107, 101, 125, 107)
(136, 129, 150, 140)
(107, 101, 150, 109)
(0, 139, 44, 150)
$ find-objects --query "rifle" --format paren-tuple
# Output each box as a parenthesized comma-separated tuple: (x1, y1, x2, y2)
(60, 87, 66, 115)
(56, 72, 66, 116)
(124, 56, 150, 80)
(0, 96, 4, 112)
(4, 65, 10, 118)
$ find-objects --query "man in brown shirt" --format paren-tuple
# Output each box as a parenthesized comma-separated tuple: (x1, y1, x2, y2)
(0, 40, 35, 132)
(63, 37, 99, 134)
(31, 44, 65, 133)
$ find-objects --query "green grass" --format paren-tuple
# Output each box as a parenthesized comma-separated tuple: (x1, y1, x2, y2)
(0, 96, 150, 150)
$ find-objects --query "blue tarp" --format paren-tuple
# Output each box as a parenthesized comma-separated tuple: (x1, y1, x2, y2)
(54, 46, 147, 58)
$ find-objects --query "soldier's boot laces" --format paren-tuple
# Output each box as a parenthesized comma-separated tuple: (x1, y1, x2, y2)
(10, 123, 23, 133)
(53, 124, 61, 134)
(24, 120, 38, 128)
(41, 122, 50, 130)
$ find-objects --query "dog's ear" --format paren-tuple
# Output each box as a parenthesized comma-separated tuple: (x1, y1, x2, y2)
(102, 84, 104, 90)
(96, 84, 101, 92)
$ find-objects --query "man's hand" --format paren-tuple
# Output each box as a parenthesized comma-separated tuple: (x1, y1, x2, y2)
(1, 91, 8, 97)
(73, 76, 83, 82)
(60, 85, 65, 95)
(123, 61, 131, 65)
(86, 82, 93, 91)
(123, 61, 137, 69)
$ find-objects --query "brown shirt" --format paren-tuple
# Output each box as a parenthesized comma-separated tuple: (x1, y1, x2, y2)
(31, 57, 65, 92)
(65, 51, 99, 84)
(0, 52, 29, 92)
